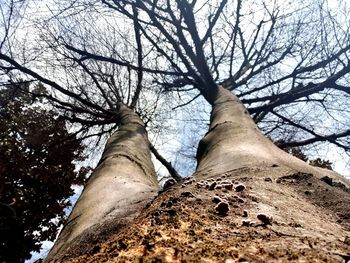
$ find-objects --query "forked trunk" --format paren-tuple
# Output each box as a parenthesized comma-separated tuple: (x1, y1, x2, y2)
(45, 104, 159, 261)
(47, 89, 350, 262)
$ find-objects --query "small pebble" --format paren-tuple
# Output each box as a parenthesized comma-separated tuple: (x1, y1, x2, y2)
(209, 182, 217, 190)
(212, 196, 222, 203)
(235, 184, 246, 192)
(237, 197, 245, 203)
(242, 220, 251, 226)
(223, 183, 233, 190)
(215, 185, 222, 189)
(215, 201, 230, 215)
(181, 191, 195, 198)
(196, 183, 203, 188)
(163, 179, 176, 189)
(152, 211, 161, 217)
(250, 195, 259, 202)
(257, 213, 273, 225)
(264, 178, 272, 182)
(204, 227, 212, 234)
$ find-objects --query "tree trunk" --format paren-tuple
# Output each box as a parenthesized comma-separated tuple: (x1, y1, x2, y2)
(45, 104, 159, 262)
(46, 89, 350, 262)
(196, 87, 338, 175)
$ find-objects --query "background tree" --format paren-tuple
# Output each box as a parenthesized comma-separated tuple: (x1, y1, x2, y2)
(0, 3, 182, 259)
(0, 81, 87, 263)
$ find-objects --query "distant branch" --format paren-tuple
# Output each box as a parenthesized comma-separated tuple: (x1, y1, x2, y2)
(150, 143, 182, 182)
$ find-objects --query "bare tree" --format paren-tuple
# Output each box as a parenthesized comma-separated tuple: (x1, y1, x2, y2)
(1, 0, 350, 261)
(0, 1, 170, 260)
(96, 0, 350, 153)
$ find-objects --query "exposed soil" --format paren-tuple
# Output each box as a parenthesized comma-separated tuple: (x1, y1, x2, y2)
(50, 165, 350, 263)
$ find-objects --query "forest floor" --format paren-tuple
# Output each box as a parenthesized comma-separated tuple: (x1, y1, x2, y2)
(61, 165, 350, 262)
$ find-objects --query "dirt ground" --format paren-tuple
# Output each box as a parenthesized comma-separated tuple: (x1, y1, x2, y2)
(53, 165, 350, 262)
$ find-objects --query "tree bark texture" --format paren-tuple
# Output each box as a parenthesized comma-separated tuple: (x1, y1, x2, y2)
(45, 104, 159, 262)
(46, 91, 350, 262)
(196, 86, 342, 177)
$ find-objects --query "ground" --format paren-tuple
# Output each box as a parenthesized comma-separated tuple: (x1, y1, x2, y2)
(48, 165, 350, 262)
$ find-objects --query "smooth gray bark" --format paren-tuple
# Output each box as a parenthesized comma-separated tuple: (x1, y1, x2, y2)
(45, 88, 349, 262)
(196, 86, 348, 183)
(45, 104, 159, 261)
